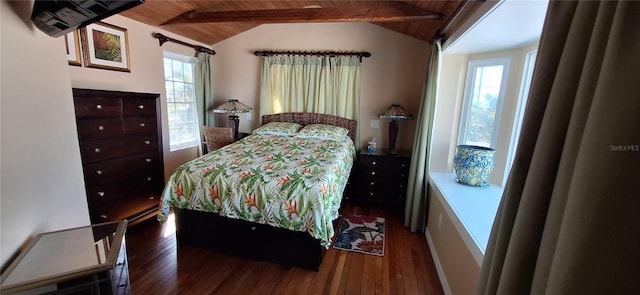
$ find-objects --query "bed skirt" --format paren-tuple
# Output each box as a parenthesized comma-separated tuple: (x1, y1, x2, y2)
(173, 208, 337, 271)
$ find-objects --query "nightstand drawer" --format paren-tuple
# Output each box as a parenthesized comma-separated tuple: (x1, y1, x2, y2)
(358, 181, 407, 203)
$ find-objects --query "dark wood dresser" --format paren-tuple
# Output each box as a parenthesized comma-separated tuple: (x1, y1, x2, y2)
(72, 88, 164, 226)
(354, 149, 411, 207)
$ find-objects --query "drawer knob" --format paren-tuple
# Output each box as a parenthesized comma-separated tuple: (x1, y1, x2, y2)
(147, 177, 153, 181)
(251, 226, 256, 231)
(98, 191, 105, 197)
(96, 170, 103, 175)
(138, 104, 145, 109)
(371, 171, 376, 175)
(370, 192, 374, 196)
(100, 214, 107, 219)
(370, 182, 375, 186)
(96, 104, 103, 110)
(402, 164, 406, 168)
(372, 161, 377, 165)
(401, 175, 405, 178)
(146, 158, 152, 163)
(94, 148, 101, 153)
(144, 140, 151, 144)
(139, 122, 146, 127)
(149, 196, 155, 200)
(98, 125, 104, 131)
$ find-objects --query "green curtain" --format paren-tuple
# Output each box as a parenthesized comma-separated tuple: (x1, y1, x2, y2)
(404, 40, 441, 232)
(194, 52, 215, 154)
(476, 1, 640, 293)
(258, 55, 361, 142)
(195, 52, 215, 127)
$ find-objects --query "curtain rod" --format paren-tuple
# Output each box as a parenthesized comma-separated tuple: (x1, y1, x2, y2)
(253, 50, 371, 61)
(152, 33, 216, 55)
(431, 0, 472, 43)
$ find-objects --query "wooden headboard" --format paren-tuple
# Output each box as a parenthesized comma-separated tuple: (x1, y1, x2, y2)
(262, 112, 357, 142)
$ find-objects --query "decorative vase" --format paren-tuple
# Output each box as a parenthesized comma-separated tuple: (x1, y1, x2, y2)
(454, 145, 496, 187)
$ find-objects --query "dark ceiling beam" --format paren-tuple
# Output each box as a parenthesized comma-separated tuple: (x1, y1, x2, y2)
(161, 6, 443, 25)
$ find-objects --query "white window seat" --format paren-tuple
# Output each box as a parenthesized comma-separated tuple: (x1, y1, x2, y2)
(429, 172, 503, 265)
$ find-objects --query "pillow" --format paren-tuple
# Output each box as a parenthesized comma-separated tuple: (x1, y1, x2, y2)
(296, 124, 349, 141)
(252, 122, 302, 136)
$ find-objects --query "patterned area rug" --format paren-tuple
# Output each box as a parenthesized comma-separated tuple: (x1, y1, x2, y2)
(333, 214, 385, 256)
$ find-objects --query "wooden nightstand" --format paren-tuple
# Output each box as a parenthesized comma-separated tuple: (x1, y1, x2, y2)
(354, 149, 411, 207)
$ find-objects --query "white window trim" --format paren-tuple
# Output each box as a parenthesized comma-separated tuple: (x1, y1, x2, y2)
(163, 51, 198, 64)
(458, 57, 511, 149)
(163, 51, 200, 152)
(505, 50, 537, 182)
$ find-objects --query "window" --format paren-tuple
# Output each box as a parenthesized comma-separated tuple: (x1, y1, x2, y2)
(459, 57, 510, 148)
(163, 52, 199, 151)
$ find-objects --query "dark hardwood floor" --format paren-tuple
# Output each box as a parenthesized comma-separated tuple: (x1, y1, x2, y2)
(125, 201, 444, 295)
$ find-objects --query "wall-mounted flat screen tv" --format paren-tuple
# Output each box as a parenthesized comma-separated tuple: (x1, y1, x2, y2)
(31, 0, 144, 37)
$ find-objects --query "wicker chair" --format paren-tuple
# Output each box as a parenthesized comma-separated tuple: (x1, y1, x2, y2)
(202, 126, 235, 153)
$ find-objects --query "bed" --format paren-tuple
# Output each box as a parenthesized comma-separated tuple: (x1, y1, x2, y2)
(158, 113, 357, 271)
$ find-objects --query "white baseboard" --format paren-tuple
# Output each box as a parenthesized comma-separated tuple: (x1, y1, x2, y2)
(426, 228, 453, 295)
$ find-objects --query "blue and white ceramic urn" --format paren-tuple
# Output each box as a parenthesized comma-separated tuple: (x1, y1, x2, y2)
(453, 145, 496, 187)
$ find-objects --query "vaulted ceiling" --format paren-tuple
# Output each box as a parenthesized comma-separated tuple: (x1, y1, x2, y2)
(119, 0, 470, 46)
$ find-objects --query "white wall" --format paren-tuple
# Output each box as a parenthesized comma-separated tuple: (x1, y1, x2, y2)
(1, 0, 90, 266)
(211, 22, 430, 151)
(68, 14, 209, 180)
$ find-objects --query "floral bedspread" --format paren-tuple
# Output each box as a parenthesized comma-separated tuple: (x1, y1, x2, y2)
(158, 134, 355, 248)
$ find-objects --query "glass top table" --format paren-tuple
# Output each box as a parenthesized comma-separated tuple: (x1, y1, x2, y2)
(0, 220, 127, 294)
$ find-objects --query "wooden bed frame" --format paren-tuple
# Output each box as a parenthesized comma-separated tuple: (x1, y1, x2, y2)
(174, 113, 357, 271)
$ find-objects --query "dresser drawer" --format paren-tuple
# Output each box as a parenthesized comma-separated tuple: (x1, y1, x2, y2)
(123, 117, 157, 135)
(86, 170, 164, 207)
(77, 119, 123, 140)
(84, 153, 161, 184)
(90, 194, 161, 224)
(80, 135, 159, 163)
(122, 98, 156, 117)
(74, 97, 121, 118)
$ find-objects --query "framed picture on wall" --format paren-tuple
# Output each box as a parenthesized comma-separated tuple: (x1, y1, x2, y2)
(65, 31, 82, 66)
(81, 22, 131, 72)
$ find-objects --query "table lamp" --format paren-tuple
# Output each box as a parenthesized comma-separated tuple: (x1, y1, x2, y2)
(379, 104, 413, 154)
(212, 98, 253, 140)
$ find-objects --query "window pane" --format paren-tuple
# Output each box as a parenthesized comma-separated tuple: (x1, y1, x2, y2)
(165, 81, 174, 103)
(183, 63, 193, 83)
(464, 64, 504, 148)
(163, 58, 173, 81)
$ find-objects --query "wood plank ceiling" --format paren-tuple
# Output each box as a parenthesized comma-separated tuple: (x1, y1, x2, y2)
(119, 0, 467, 46)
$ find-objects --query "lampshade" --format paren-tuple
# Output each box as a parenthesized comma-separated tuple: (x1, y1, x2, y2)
(212, 99, 253, 114)
(378, 103, 413, 155)
(211, 98, 253, 141)
(378, 104, 413, 120)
